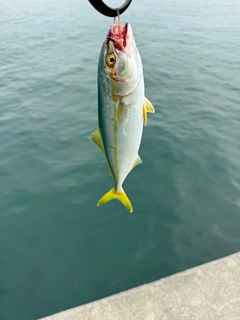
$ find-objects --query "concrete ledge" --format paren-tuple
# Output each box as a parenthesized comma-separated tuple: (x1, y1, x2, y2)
(41, 252, 240, 320)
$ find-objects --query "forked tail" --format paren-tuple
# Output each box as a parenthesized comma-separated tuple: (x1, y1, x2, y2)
(97, 188, 133, 212)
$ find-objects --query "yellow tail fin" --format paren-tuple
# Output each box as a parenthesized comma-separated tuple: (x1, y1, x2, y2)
(97, 188, 133, 212)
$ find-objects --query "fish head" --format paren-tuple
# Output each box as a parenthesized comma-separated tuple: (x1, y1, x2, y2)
(99, 23, 142, 97)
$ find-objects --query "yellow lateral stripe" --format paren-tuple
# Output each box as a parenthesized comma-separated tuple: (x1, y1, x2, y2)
(112, 77, 119, 179)
(113, 105, 118, 177)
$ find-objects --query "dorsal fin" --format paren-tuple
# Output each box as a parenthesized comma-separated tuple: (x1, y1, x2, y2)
(90, 127, 104, 153)
(90, 127, 114, 179)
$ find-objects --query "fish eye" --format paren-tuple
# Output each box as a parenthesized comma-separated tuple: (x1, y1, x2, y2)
(106, 54, 116, 67)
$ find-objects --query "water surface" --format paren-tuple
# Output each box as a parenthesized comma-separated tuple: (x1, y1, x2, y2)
(0, 0, 240, 319)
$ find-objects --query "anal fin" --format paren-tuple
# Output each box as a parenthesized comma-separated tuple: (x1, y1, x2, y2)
(131, 155, 142, 170)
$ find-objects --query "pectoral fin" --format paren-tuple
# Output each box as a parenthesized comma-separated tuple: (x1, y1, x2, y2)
(143, 97, 155, 126)
(90, 127, 114, 179)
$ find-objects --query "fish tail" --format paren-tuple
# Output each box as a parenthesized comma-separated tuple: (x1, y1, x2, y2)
(97, 188, 133, 212)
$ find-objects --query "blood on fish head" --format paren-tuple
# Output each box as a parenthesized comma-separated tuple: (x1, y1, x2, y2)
(107, 23, 134, 56)
(100, 22, 141, 97)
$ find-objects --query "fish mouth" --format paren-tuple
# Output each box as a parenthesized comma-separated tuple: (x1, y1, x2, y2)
(107, 22, 131, 51)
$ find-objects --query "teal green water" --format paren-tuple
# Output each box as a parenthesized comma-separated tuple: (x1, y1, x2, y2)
(1, 0, 240, 319)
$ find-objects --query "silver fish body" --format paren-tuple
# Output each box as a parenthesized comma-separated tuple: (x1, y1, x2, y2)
(91, 23, 154, 212)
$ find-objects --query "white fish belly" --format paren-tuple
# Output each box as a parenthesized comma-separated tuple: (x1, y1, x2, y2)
(116, 96, 143, 188)
(99, 81, 144, 190)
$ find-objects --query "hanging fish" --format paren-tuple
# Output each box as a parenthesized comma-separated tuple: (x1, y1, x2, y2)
(90, 21, 155, 212)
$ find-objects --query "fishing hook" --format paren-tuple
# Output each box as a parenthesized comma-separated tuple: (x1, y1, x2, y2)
(88, 0, 132, 17)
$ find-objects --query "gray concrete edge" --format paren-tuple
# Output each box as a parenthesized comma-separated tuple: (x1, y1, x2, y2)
(40, 252, 240, 320)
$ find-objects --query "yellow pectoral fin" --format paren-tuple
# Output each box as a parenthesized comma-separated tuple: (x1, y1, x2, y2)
(97, 188, 133, 213)
(143, 97, 155, 126)
(90, 127, 114, 179)
(143, 106, 147, 126)
(145, 97, 155, 113)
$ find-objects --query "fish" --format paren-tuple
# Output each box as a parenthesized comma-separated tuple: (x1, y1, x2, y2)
(90, 21, 155, 212)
